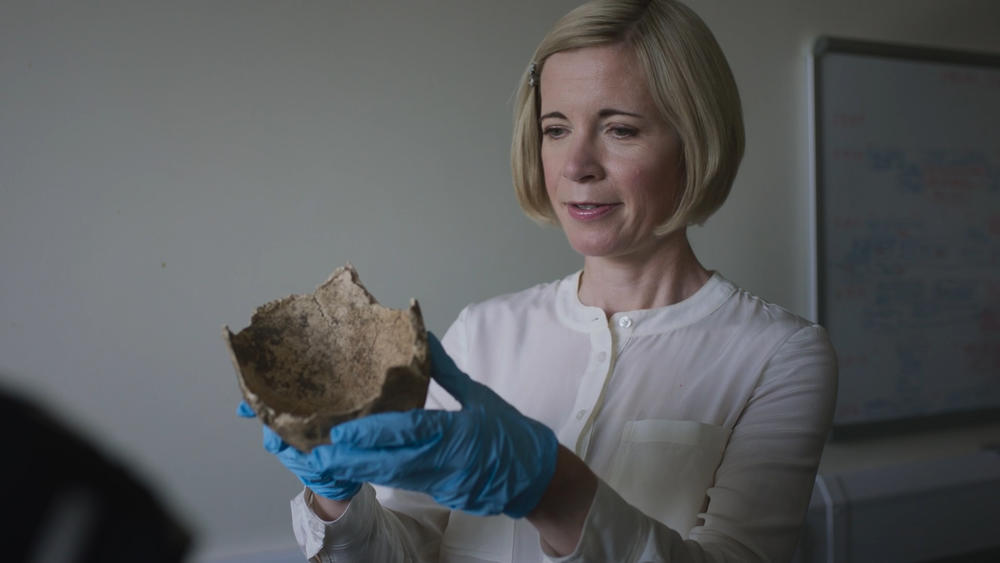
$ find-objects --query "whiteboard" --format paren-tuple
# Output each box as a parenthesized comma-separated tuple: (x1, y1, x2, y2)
(813, 37, 1000, 435)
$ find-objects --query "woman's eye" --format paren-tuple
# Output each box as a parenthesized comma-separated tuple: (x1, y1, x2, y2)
(542, 126, 569, 139)
(608, 126, 638, 138)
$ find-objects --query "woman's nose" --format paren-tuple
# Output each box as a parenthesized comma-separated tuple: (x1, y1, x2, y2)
(562, 136, 604, 183)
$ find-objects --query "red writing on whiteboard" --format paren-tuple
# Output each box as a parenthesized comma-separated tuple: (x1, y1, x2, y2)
(834, 285, 868, 300)
(923, 164, 988, 189)
(832, 112, 865, 127)
(963, 340, 1000, 371)
(831, 216, 862, 229)
(980, 310, 1000, 332)
(988, 214, 1000, 236)
(923, 163, 990, 204)
(832, 148, 865, 161)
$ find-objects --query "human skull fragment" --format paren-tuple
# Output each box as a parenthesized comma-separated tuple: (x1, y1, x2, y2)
(224, 264, 430, 452)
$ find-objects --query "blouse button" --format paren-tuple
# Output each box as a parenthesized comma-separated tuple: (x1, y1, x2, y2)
(576, 409, 588, 420)
(597, 351, 608, 362)
(617, 316, 633, 328)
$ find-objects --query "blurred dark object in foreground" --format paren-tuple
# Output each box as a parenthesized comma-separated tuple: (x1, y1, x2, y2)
(0, 384, 191, 563)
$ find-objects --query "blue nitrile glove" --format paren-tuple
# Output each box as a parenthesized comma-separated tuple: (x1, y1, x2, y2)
(323, 332, 559, 518)
(237, 401, 362, 501)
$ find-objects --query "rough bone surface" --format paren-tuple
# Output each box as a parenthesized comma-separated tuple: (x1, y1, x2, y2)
(224, 264, 429, 452)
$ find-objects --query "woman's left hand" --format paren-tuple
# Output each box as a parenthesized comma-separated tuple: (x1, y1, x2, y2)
(324, 332, 559, 518)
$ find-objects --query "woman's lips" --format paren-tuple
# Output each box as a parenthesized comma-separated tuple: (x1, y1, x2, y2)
(565, 202, 621, 221)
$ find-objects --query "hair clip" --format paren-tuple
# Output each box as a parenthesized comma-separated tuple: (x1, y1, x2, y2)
(528, 62, 538, 87)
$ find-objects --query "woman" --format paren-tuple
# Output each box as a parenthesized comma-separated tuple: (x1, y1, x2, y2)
(242, 0, 837, 561)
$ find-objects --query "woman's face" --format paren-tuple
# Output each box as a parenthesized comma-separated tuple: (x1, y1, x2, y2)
(540, 43, 684, 262)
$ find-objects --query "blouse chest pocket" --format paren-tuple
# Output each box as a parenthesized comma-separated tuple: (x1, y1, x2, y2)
(607, 419, 731, 536)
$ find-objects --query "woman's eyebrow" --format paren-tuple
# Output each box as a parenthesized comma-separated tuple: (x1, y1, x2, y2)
(539, 108, 644, 121)
(598, 108, 643, 119)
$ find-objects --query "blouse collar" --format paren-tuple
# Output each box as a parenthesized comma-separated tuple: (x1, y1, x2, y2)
(554, 270, 737, 334)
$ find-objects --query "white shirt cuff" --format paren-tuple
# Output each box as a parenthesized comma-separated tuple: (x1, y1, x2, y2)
(545, 478, 643, 562)
(290, 483, 377, 560)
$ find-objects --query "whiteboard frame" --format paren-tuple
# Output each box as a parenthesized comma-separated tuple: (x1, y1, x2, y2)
(812, 36, 1000, 440)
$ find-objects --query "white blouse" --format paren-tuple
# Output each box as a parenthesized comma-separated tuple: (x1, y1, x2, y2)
(291, 271, 838, 562)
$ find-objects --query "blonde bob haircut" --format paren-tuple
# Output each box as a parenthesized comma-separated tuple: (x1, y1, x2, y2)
(511, 0, 744, 236)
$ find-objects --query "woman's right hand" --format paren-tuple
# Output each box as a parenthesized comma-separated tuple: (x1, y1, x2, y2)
(237, 402, 362, 503)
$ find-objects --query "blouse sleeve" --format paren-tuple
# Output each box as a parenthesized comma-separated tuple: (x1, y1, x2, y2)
(288, 312, 472, 561)
(290, 484, 446, 562)
(550, 324, 838, 562)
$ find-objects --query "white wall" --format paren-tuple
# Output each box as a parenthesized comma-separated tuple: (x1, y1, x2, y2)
(2, 1, 998, 559)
